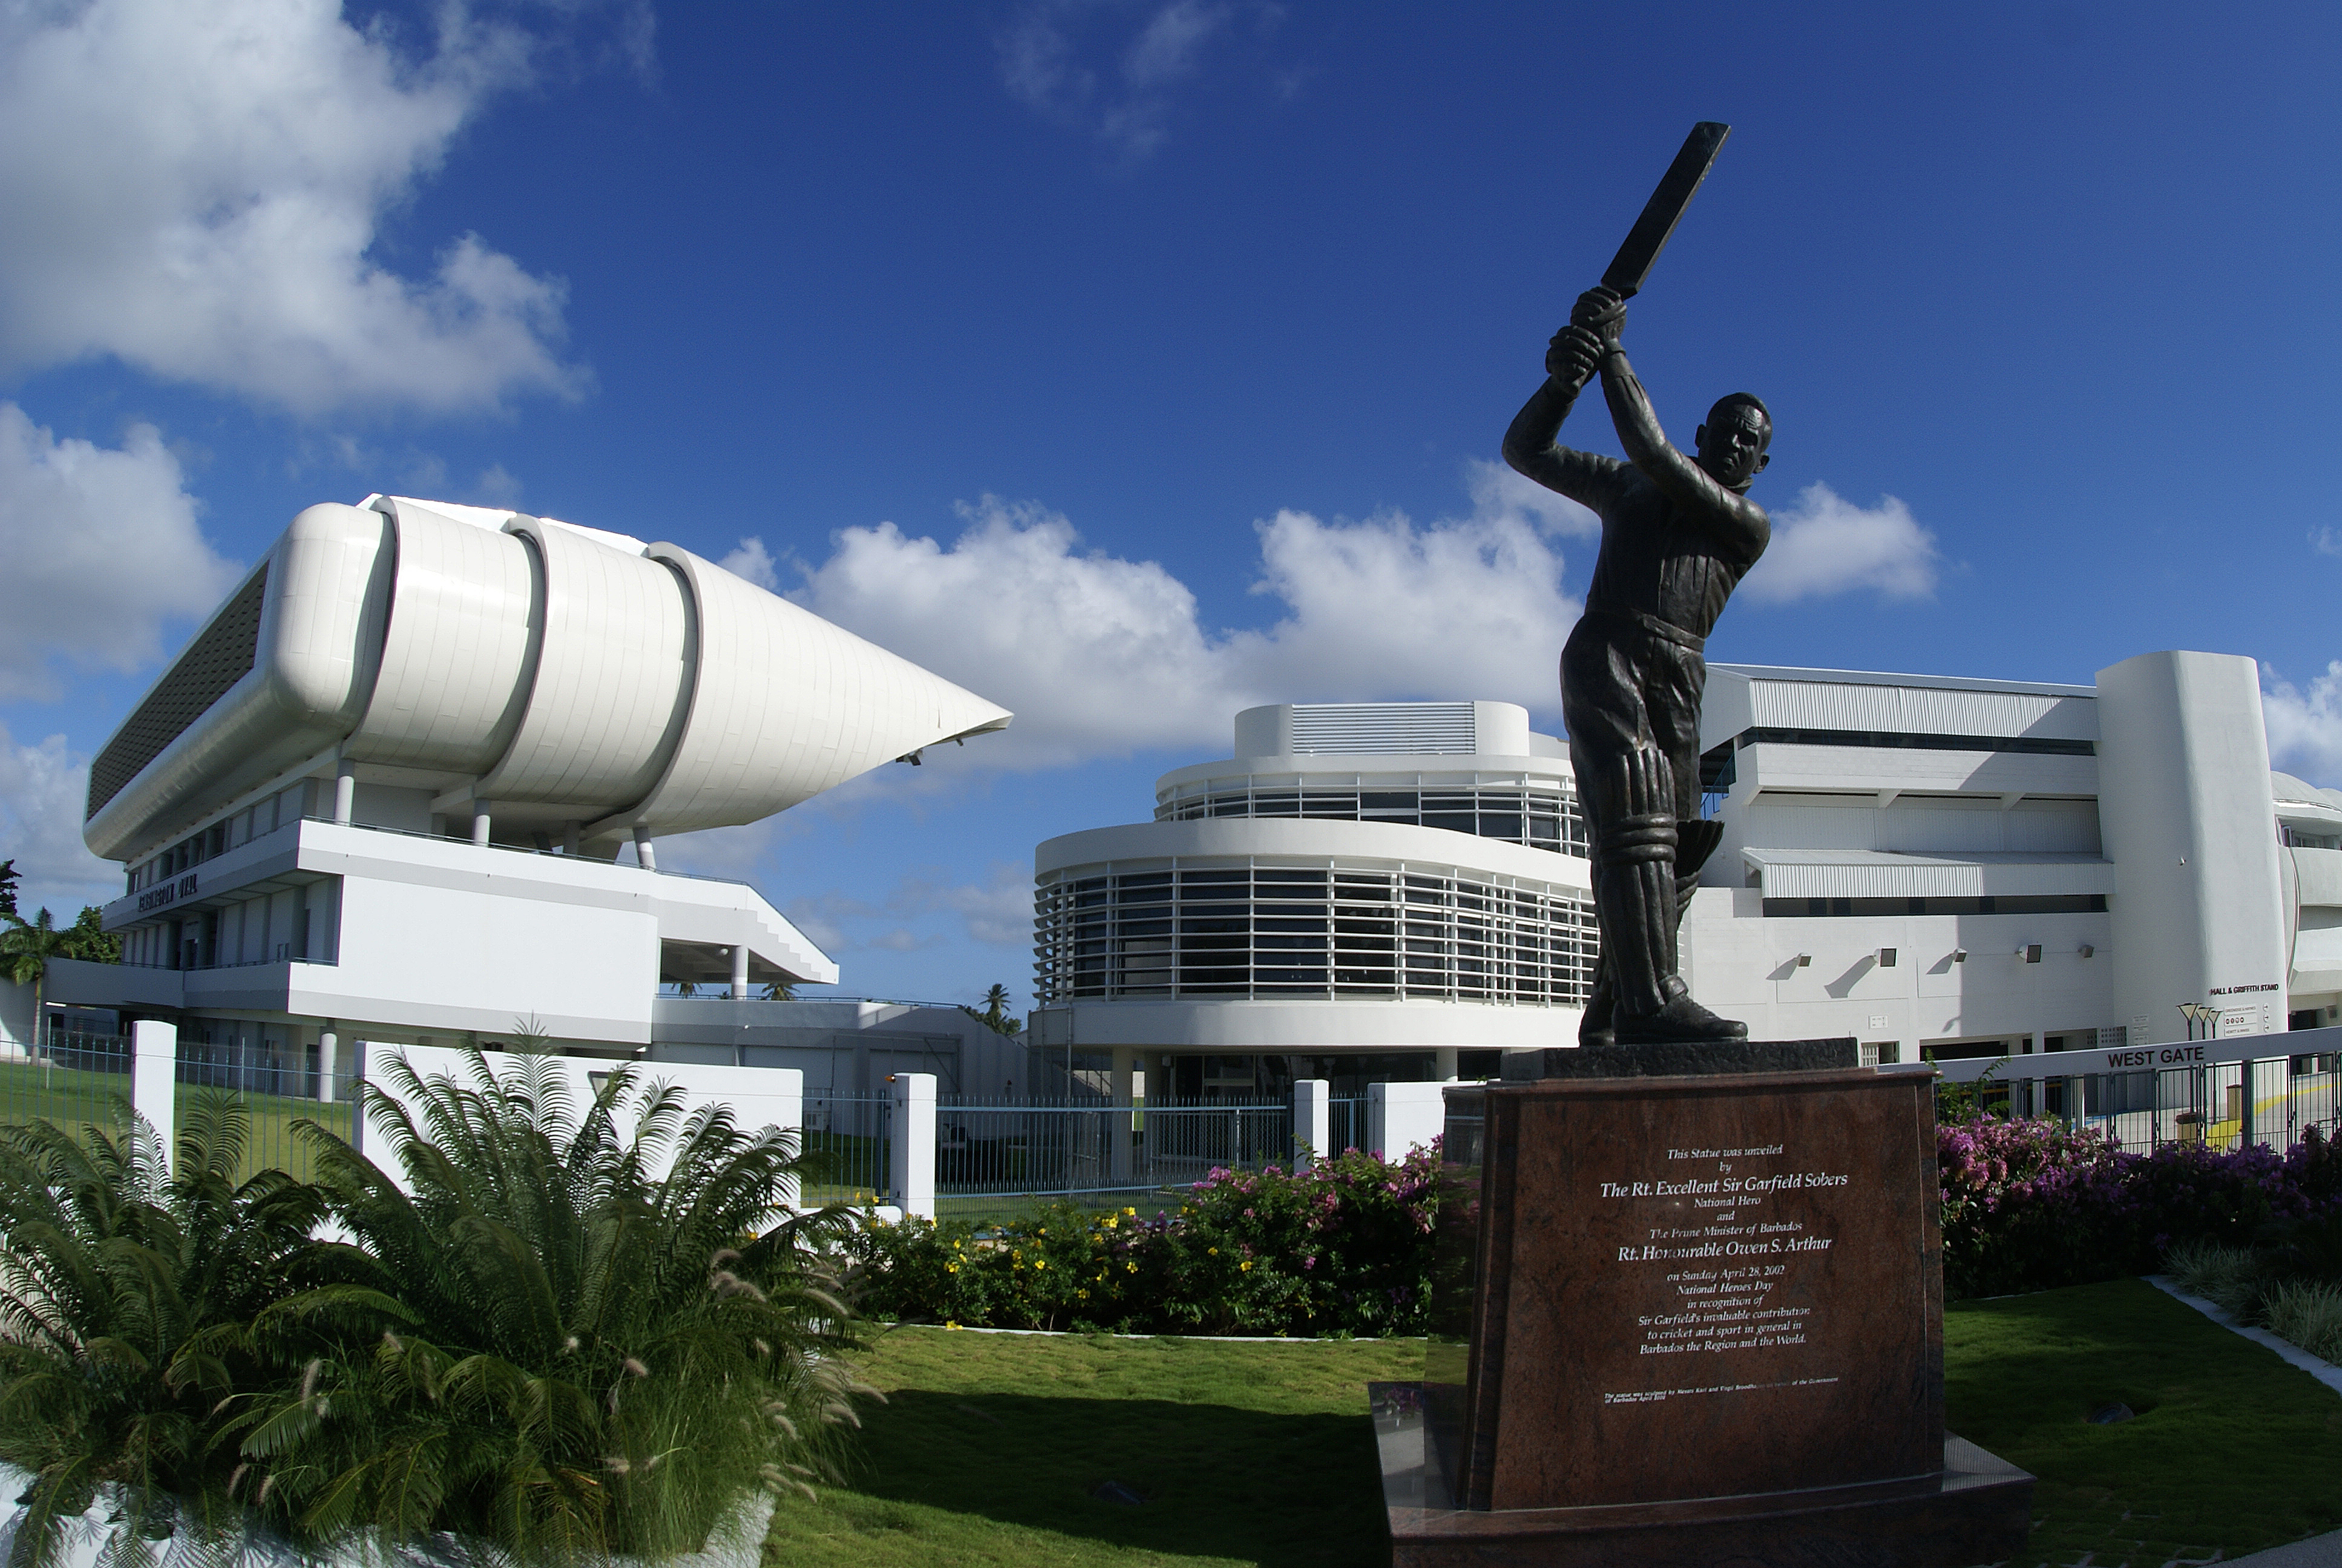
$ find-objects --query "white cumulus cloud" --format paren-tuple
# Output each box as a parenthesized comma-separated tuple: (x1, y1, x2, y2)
(0, 0, 585, 415)
(1740, 482, 1941, 605)
(781, 476, 1584, 769)
(891, 863, 1034, 946)
(718, 536, 782, 592)
(0, 724, 123, 919)
(2264, 661, 2342, 788)
(999, 0, 1251, 162)
(0, 403, 239, 700)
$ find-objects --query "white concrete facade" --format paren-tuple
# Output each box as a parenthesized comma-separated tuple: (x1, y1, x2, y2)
(1029, 701, 1598, 1096)
(1684, 651, 2342, 1062)
(42, 493, 1013, 1080)
(1033, 666, 2342, 1092)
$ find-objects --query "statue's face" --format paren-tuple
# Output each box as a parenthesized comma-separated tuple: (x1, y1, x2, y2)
(1694, 407, 1771, 490)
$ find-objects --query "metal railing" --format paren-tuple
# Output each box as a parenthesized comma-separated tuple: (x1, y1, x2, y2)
(1329, 1095, 1369, 1158)
(800, 1089, 893, 1206)
(1933, 1028, 2342, 1157)
(935, 1094, 1290, 1204)
(175, 1039, 359, 1184)
(798, 1090, 1297, 1212)
(1972, 1056, 2339, 1156)
(0, 1029, 131, 1138)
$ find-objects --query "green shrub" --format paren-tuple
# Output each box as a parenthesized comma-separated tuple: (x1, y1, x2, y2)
(0, 1094, 377, 1568)
(847, 1146, 1440, 1337)
(258, 1049, 873, 1563)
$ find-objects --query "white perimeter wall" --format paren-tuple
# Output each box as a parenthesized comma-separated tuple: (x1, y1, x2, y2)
(356, 1042, 803, 1189)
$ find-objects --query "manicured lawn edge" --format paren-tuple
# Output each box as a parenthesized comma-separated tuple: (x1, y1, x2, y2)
(2145, 1273, 2342, 1395)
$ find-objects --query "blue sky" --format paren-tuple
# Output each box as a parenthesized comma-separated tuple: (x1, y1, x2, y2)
(2, 1, 2338, 1010)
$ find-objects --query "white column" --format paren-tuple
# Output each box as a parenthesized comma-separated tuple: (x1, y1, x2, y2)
(888, 1072, 936, 1221)
(770, 1066, 805, 1210)
(333, 759, 356, 825)
(131, 1019, 177, 1172)
(471, 802, 492, 847)
(1292, 1078, 1330, 1170)
(317, 1031, 338, 1103)
(562, 821, 581, 856)
(634, 826, 658, 871)
(731, 945, 750, 997)
(1109, 1046, 1136, 1183)
(1368, 1080, 1449, 1160)
(1433, 1048, 1459, 1081)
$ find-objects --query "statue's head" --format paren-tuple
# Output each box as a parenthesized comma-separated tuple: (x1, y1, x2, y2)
(1695, 393, 1771, 490)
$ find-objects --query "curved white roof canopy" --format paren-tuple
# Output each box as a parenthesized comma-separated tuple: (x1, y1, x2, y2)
(85, 496, 1011, 861)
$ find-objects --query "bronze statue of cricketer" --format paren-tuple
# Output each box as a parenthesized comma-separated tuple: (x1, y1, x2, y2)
(1501, 123, 1770, 1048)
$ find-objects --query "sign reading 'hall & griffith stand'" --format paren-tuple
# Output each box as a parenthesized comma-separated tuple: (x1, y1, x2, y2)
(1454, 1069, 1938, 1511)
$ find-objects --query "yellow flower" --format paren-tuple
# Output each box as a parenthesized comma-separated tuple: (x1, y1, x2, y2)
(1125, 1262, 1137, 1273)
(1124, 1207, 1137, 1216)
(946, 1321, 962, 1330)
(1240, 1261, 1253, 1272)
(946, 1263, 959, 1274)
(1035, 1259, 1047, 1270)
(1207, 1247, 1218, 1256)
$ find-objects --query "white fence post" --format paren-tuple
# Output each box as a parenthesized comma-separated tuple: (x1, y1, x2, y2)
(889, 1072, 936, 1221)
(1368, 1079, 1452, 1160)
(1293, 1078, 1330, 1170)
(767, 1068, 805, 1211)
(131, 1019, 177, 1172)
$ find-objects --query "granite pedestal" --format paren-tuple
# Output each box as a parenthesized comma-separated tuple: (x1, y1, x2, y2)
(1381, 1043, 2032, 1567)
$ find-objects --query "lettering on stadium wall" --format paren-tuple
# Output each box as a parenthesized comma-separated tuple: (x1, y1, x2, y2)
(136, 873, 198, 913)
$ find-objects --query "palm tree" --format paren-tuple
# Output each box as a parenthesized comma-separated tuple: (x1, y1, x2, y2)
(0, 1094, 381, 1568)
(2, 907, 74, 1053)
(266, 1049, 872, 1562)
(963, 983, 1023, 1037)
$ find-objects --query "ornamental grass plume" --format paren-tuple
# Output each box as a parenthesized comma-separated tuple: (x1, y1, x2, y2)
(251, 1048, 873, 1564)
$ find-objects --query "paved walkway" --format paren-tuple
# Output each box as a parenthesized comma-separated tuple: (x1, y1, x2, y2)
(2223, 1530, 2342, 1567)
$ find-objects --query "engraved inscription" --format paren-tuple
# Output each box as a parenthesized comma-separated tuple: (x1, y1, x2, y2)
(1592, 1143, 1851, 1389)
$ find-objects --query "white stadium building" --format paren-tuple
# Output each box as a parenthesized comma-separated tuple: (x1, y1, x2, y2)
(31, 494, 1024, 1094)
(1029, 652, 2342, 1096)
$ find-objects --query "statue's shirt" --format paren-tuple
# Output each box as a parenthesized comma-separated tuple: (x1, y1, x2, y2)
(1522, 353, 1770, 642)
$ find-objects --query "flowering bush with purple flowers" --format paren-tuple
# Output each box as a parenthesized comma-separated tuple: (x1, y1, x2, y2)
(1939, 1115, 2342, 1298)
(844, 1144, 1442, 1336)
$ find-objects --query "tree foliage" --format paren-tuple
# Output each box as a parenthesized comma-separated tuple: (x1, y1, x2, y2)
(960, 983, 1023, 1037)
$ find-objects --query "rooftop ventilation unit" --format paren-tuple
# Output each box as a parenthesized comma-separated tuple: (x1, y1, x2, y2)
(1288, 703, 1477, 756)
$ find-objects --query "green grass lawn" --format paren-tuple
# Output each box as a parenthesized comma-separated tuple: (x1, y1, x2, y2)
(764, 1331, 1420, 1567)
(1946, 1278, 2342, 1566)
(770, 1278, 2342, 1568)
(0, 1057, 131, 1133)
(0, 1067, 360, 1184)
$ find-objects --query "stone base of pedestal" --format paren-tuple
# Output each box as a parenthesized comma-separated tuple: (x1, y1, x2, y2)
(1372, 1383, 2032, 1568)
